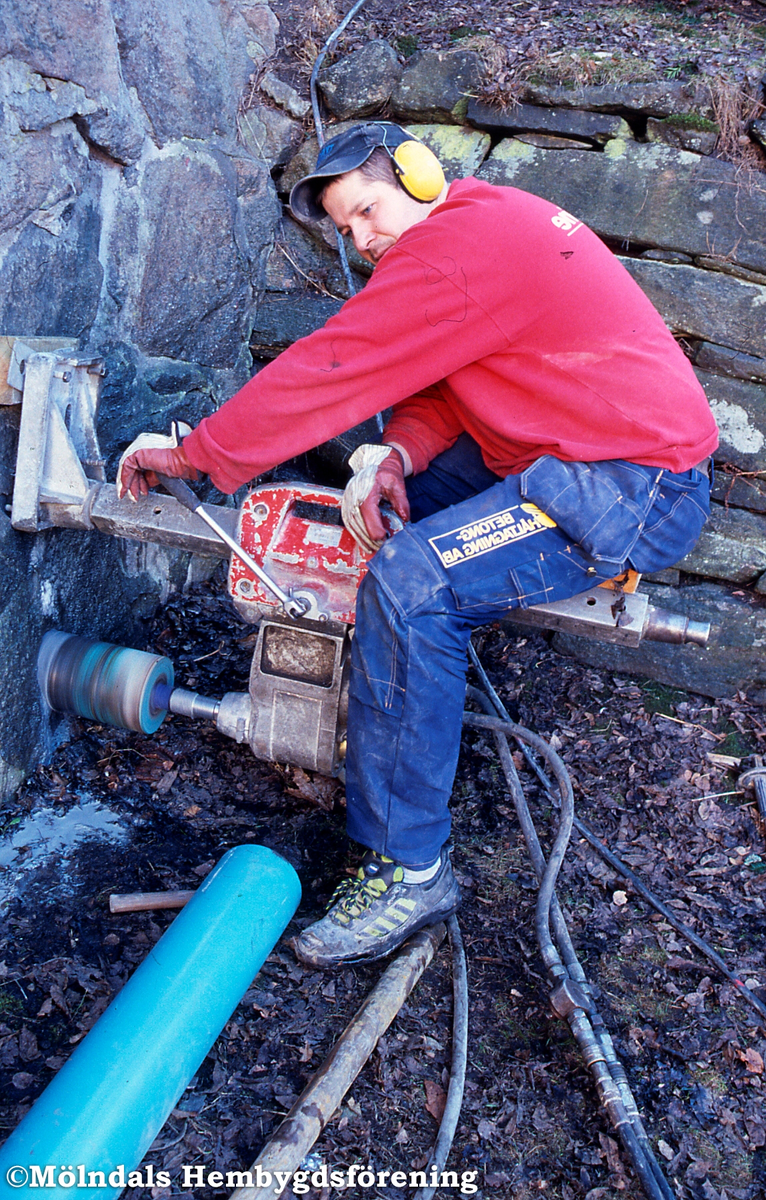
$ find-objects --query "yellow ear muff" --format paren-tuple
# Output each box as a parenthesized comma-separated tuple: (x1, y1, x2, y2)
(392, 140, 445, 203)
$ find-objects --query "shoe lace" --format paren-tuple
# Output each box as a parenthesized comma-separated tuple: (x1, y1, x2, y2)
(327, 869, 388, 921)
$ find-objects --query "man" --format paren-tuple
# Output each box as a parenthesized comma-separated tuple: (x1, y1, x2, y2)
(119, 122, 718, 968)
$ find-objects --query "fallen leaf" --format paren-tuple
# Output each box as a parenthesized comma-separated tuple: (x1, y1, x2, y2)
(739, 1047, 764, 1074)
(18, 1028, 39, 1062)
(599, 1133, 622, 1174)
(156, 768, 179, 793)
(424, 1079, 447, 1122)
(476, 1116, 497, 1140)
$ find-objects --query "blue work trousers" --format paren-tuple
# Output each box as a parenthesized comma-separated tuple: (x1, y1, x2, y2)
(344, 435, 710, 868)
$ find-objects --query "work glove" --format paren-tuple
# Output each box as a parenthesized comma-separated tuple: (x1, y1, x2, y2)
(341, 444, 410, 554)
(117, 421, 199, 501)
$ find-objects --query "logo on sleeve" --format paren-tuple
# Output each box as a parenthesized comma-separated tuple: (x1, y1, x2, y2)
(552, 209, 583, 236)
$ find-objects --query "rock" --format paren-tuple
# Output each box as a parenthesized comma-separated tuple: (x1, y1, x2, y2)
(548, 581, 766, 701)
(0, 57, 97, 132)
(694, 257, 766, 287)
(478, 140, 766, 277)
(260, 72, 311, 120)
(643, 568, 680, 586)
(132, 150, 253, 368)
(517, 79, 714, 119)
(0, 113, 95, 237)
(751, 118, 766, 150)
(641, 249, 694, 265)
(238, 103, 304, 170)
(250, 294, 343, 358)
(676, 502, 766, 584)
(0, 193, 103, 338)
(280, 137, 320, 197)
(264, 220, 357, 299)
(694, 370, 766, 474)
(755, 571, 766, 595)
(646, 115, 718, 156)
(618, 259, 766, 359)
(468, 99, 630, 145)
(391, 50, 485, 123)
(0, 406, 20, 495)
(695, 343, 766, 387)
(0, 2, 146, 164)
(240, 0, 280, 63)
(405, 123, 490, 178)
(711, 469, 766, 515)
(232, 155, 283, 291)
(514, 133, 595, 151)
(94, 343, 226, 477)
(112, 0, 272, 145)
(319, 41, 401, 119)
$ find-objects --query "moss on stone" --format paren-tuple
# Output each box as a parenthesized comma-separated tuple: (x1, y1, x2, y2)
(664, 111, 719, 133)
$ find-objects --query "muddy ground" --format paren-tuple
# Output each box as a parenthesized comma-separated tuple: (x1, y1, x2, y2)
(1, 568, 765, 1200)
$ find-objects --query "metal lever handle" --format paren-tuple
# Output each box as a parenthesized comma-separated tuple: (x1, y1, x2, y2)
(156, 474, 309, 619)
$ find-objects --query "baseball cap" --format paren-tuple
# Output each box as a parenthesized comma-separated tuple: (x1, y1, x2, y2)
(289, 122, 418, 222)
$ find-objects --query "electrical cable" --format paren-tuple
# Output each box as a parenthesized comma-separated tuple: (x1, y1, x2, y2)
(412, 915, 469, 1200)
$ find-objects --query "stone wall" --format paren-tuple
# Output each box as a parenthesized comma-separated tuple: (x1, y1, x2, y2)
(260, 44, 766, 701)
(2, 15, 766, 798)
(0, 0, 282, 798)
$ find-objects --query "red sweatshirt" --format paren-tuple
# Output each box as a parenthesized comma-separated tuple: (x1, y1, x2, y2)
(184, 178, 718, 493)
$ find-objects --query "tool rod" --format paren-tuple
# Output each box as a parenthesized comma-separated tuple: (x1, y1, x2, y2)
(156, 475, 307, 618)
(229, 924, 445, 1200)
(109, 890, 195, 914)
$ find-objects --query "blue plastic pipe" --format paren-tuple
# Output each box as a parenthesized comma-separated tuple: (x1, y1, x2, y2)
(0, 845, 301, 1200)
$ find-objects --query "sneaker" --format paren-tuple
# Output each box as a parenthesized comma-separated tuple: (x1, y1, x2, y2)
(292, 850, 461, 968)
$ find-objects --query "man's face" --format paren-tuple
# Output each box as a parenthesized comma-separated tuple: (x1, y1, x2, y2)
(322, 171, 433, 265)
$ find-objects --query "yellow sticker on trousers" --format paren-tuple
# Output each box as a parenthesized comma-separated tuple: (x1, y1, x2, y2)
(428, 503, 556, 568)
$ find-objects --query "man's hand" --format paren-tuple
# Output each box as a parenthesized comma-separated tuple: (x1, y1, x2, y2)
(342, 444, 410, 553)
(117, 423, 200, 501)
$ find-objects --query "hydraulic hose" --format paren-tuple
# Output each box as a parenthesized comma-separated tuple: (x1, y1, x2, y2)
(308, 0, 385, 435)
(412, 914, 469, 1200)
(463, 649, 675, 1200)
(309, 0, 368, 299)
(470, 635, 766, 1029)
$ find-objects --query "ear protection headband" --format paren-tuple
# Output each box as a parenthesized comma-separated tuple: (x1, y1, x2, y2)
(376, 127, 446, 203)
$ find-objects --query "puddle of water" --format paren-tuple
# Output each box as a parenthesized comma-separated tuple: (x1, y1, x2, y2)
(0, 800, 127, 903)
